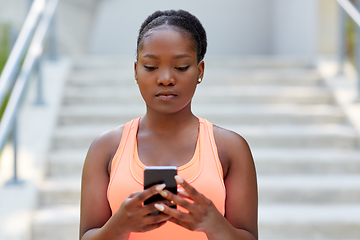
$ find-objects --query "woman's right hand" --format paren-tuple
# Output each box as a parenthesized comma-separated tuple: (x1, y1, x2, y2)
(110, 183, 172, 236)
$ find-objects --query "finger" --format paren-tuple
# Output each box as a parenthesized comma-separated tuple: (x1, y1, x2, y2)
(177, 190, 191, 199)
(128, 191, 140, 198)
(154, 203, 192, 223)
(141, 200, 173, 216)
(158, 190, 195, 213)
(157, 189, 191, 203)
(174, 175, 205, 204)
(136, 220, 168, 233)
(133, 183, 166, 205)
(146, 211, 171, 223)
(161, 199, 174, 206)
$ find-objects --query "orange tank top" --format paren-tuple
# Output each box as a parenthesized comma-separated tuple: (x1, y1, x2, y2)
(107, 117, 226, 240)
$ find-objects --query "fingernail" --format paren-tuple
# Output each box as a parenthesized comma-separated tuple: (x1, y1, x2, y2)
(159, 190, 167, 197)
(174, 175, 184, 184)
(154, 203, 165, 211)
(155, 183, 166, 191)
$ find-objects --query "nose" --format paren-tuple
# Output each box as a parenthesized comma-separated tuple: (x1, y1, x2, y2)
(157, 68, 175, 86)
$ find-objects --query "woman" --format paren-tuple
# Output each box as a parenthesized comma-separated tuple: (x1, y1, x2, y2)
(80, 9, 258, 240)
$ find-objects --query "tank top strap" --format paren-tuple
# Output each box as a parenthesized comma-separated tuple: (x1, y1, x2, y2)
(109, 117, 141, 187)
(199, 118, 224, 180)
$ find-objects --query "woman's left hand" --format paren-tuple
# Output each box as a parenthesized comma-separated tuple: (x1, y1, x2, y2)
(154, 175, 224, 235)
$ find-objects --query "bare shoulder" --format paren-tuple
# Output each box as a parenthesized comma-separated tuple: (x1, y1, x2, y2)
(212, 125, 254, 178)
(83, 125, 124, 175)
(212, 125, 258, 238)
(213, 125, 250, 148)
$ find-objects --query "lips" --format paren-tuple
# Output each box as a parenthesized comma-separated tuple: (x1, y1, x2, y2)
(155, 91, 178, 100)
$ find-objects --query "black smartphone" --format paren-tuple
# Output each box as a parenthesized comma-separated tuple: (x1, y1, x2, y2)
(144, 166, 178, 210)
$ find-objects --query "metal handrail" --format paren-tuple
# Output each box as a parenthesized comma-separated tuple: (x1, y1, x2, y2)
(337, 0, 360, 99)
(0, 0, 46, 108)
(0, 0, 59, 181)
(338, 0, 360, 25)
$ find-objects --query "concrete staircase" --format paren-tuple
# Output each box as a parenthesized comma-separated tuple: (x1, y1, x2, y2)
(31, 56, 360, 240)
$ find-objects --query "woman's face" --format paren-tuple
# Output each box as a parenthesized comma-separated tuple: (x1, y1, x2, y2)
(135, 27, 204, 115)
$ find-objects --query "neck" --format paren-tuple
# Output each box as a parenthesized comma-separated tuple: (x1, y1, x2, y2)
(140, 104, 198, 133)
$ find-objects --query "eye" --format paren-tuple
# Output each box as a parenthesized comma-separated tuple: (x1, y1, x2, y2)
(175, 66, 190, 71)
(144, 66, 157, 71)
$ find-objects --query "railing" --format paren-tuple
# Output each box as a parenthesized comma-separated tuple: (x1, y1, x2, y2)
(337, 0, 360, 100)
(0, 0, 59, 184)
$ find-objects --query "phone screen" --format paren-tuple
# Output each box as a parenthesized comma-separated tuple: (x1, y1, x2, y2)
(144, 166, 178, 208)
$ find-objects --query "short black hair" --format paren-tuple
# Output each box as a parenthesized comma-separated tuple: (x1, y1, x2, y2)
(137, 9, 207, 63)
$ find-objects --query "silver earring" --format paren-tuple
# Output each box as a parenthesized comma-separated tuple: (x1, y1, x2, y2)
(198, 78, 202, 83)
(135, 79, 138, 84)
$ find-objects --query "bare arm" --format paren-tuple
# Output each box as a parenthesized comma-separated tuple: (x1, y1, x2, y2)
(79, 127, 127, 240)
(214, 126, 258, 240)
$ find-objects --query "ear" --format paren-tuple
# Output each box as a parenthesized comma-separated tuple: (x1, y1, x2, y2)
(197, 60, 205, 81)
(134, 61, 138, 80)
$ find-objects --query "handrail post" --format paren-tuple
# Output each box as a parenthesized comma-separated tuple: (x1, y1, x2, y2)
(357, 0, 360, 100)
(5, 114, 23, 185)
(48, 14, 57, 60)
(34, 56, 45, 105)
(338, 4, 346, 75)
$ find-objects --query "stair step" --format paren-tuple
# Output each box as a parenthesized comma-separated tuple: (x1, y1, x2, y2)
(32, 206, 79, 240)
(47, 149, 360, 177)
(204, 56, 316, 69)
(203, 68, 322, 85)
(71, 56, 134, 70)
(253, 149, 360, 175)
(59, 104, 345, 125)
(39, 178, 81, 206)
(259, 204, 360, 239)
(226, 124, 358, 149)
(59, 104, 146, 125)
(67, 68, 134, 86)
(63, 85, 333, 105)
(194, 85, 333, 104)
(52, 124, 358, 150)
(52, 124, 116, 150)
(47, 149, 87, 177)
(258, 176, 360, 204)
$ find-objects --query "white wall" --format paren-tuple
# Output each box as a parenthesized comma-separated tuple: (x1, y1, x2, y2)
(272, 0, 318, 57)
(89, 0, 273, 58)
(89, 0, 319, 58)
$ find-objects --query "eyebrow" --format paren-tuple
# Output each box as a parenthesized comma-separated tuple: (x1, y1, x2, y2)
(143, 54, 159, 59)
(142, 54, 192, 60)
(173, 54, 192, 59)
